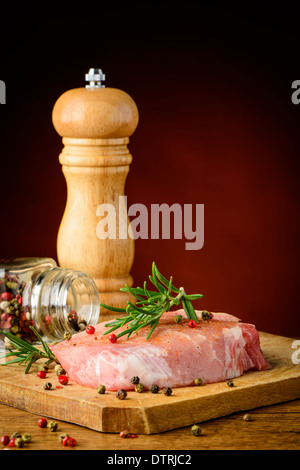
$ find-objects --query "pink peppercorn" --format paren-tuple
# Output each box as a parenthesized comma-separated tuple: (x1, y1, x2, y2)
(8, 438, 16, 447)
(58, 375, 69, 385)
(38, 418, 48, 428)
(1, 435, 10, 446)
(86, 325, 95, 335)
(108, 333, 117, 343)
(37, 371, 47, 379)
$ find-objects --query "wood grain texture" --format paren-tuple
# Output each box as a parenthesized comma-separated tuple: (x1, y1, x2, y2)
(52, 87, 139, 321)
(1, 400, 299, 450)
(0, 332, 299, 435)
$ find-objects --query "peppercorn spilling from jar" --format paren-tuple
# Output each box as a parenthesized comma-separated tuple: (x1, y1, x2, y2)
(0, 273, 38, 346)
(0, 258, 100, 348)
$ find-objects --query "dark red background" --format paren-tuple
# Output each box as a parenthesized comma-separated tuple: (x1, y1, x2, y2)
(1, 9, 299, 336)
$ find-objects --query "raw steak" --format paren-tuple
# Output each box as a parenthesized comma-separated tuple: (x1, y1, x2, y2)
(52, 310, 269, 390)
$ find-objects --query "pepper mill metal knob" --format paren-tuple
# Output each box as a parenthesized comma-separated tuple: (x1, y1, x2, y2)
(52, 69, 139, 320)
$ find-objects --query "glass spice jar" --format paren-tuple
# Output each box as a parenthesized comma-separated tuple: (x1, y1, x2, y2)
(0, 258, 100, 350)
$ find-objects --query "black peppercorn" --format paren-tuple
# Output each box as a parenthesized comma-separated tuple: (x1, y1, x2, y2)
(116, 389, 127, 400)
(150, 384, 159, 394)
(163, 387, 173, 396)
(227, 379, 234, 387)
(130, 376, 140, 385)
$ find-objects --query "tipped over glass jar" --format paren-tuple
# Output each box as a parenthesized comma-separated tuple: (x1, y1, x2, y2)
(0, 258, 100, 349)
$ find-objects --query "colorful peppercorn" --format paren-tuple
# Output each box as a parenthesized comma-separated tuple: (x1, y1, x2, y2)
(130, 376, 140, 385)
(15, 437, 24, 448)
(38, 418, 48, 428)
(108, 333, 117, 343)
(119, 430, 137, 439)
(47, 421, 58, 432)
(21, 433, 31, 443)
(86, 325, 95, 335)
(188, 320, 197, 328)
(55, 366, 66, 377)
(8, 438, 16, 447)
(1, 435, 10, 446)
(201, 310, 213, 321)
(191, 424, 202, 436)
(63, 331, 72, 340)
(67, 437, 77, 447)
(96, 384, 106, 394)
(62, 435, 77, 447)
(37, 370, 47, 379)
(1, 292, 14, 302)
(243, 413, 252, 421)
(116, 389, 127, 400)
(62, 436, 70, 446)
(135, 383, 144, 393)
(58, 375, 69, 385)
(194, 378, 203, 386)
(150, 384, 159, 394)
(44, 382, 52, 390)
(59, 433, 69, 443)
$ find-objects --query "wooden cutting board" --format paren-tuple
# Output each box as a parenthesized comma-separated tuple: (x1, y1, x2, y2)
(0, 332, 299, 434)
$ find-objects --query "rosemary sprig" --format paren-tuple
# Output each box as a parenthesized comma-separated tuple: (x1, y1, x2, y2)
(0, 326, 59, 374)
(101, 262, 203, 340)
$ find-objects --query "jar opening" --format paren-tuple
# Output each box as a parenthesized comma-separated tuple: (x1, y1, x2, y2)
(31, 268, 100, 342)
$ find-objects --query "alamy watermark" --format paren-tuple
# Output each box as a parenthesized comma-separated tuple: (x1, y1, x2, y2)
(0, 80, 5, 104)
(96, 197, 204, 251)
(292, 340, 300, 365)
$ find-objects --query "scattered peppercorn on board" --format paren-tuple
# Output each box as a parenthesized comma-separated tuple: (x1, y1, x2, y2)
(0, 332, 299, 435)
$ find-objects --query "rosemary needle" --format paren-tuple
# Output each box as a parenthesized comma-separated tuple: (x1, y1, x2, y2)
(101, 262, 203, 340)
(0, 326, 59, 374)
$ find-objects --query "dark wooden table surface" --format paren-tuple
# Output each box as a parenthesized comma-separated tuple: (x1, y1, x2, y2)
(1, 398, 299, 451)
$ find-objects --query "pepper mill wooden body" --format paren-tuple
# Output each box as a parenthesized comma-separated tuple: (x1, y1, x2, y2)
(52, 69, 139, 321)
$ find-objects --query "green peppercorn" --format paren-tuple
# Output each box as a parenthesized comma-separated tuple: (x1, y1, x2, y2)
(39, 364, 49, 372)
(15, 437, 24, 448)
(47, 421, 58, 432)
(11, 432, 21, 439)
(194, 378, 203, 386)
(97, 384, 106, 394)
(149, 384, 159, 394)
(227, 379, 235, 387)
(64, 331, 72, 341)
(191, 424, 202, 436)
(135, 383, 144, 393)
(201, 310, 211, 321)
(130, 376, 140, 385)
(44, 382, 52, 390)
(116, 389, 127, 400)
(22, 433, 31, 443)
(163, 387, 173, 396)
(174, 314, 182, 324)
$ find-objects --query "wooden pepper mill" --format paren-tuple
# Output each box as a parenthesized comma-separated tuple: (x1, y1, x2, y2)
(52, 68, 139, 320)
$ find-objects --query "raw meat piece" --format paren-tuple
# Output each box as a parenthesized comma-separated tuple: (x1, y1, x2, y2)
(52, 310, 270, 390)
